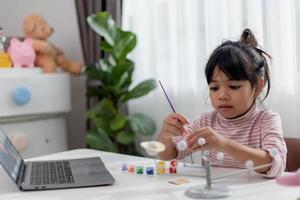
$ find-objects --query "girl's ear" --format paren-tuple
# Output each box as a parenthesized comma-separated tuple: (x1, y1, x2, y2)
(254, 79, 264, 97)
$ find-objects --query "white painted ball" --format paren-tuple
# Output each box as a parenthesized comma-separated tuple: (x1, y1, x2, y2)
(245, 160, 254, 169)
(177, 140, 188, 151)
(198, 138, 206, 146)
(216, 152, 224, 161)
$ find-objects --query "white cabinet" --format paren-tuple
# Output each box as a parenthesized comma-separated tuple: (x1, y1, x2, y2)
(0, 68, 70, 158)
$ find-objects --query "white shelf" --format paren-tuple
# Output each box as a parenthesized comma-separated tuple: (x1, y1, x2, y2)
(0, 68, 71, 117)
(0, 68, 70, 157)
(0, 68, 43, 76)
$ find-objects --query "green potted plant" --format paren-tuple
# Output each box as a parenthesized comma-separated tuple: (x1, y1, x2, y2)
(84, 11, 157, 155)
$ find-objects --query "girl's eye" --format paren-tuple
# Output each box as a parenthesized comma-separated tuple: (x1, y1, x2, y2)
(229, 85, 241, 90)
(209, 87, 219, 91)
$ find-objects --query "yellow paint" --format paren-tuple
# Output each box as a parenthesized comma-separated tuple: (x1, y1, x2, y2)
(0, 53, 12, 68)
(157, 160, 166, 174)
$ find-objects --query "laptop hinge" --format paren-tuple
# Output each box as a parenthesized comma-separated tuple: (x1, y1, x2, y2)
(16, 161, 26, 187)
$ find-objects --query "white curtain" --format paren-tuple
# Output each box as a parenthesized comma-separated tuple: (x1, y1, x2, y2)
(122, 0, 300, 139)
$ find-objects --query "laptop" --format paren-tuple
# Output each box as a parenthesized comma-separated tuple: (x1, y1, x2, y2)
(0, 128, 114, 190)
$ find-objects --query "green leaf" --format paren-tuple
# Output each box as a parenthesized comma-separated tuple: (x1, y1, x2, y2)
(127, 113, 156, 136)
(86, 87, 113, 100)
(100, 40, 113, 52)
(116, 130, 135, 145)
(90, 116, 113, 136)
(106, 86, 119, 97)
(99, 59, 112, 72)
(83, 63, 102, 80)
(108, 55, 117, 66)
(119, 60, 134, 90)
(84, 61, 113, 84)
(87, 98, 116, 118)
(86, 128, 117, 152)
(117, 72, 129, 88)
(111, 59, 134, 88)
(87, 12, 116, 46)
(121, 79, 157, 102)
(110, 113, 127, 131)
(112, 29, 137, 61)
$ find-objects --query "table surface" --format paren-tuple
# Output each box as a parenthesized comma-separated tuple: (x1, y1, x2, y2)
(0, 148, 299, 200)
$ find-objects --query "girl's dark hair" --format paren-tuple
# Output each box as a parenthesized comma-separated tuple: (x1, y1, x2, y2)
(205, 28, 271, 100)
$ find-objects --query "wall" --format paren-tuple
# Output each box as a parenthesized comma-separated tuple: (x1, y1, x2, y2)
(0, 0, 87, 149)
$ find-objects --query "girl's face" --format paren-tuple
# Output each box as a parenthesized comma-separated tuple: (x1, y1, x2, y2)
(209, 67, 257, 118)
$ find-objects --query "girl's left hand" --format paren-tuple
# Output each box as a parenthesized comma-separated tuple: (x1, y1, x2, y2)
(186, 126, 228, 153)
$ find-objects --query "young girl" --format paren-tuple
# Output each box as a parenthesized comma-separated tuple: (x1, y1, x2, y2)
(158, 29, 287, 178)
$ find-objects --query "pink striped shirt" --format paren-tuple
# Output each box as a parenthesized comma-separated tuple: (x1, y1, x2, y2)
(177, 103, 287, 178)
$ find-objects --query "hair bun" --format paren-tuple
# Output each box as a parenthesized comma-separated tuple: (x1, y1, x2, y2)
(240, 28, 258, 48)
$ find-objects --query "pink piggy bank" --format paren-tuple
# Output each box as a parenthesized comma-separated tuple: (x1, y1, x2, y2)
(8, 38, 36, 68)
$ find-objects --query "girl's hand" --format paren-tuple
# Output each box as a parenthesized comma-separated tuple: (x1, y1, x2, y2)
(157, 113, 189, 160)
(186, 126, 228, 153)
(159, 113, 189, 138)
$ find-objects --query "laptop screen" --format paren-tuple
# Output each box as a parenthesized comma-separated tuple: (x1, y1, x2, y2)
(0, 128, 23, 182)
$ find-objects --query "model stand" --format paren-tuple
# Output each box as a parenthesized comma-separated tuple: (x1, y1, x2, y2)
(181, 138, 277, 199)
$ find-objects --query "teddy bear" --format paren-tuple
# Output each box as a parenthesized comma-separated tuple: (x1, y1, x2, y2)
(23, 14, 83, 74)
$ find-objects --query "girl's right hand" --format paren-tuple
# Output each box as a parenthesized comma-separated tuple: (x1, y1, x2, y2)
(160, 113, 189, 137)
(157, 113, 189, 160)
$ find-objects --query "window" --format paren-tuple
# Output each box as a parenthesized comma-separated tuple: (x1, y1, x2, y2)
(123, 0, 300, 138)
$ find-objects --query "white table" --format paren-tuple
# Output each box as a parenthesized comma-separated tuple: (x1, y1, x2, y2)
(0, 149, 299, 200)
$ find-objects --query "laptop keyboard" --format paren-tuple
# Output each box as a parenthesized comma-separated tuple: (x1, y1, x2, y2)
(29, 161, 75, 185)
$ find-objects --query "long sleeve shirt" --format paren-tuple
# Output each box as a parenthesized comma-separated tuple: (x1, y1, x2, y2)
(177, 103, 287, 178)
